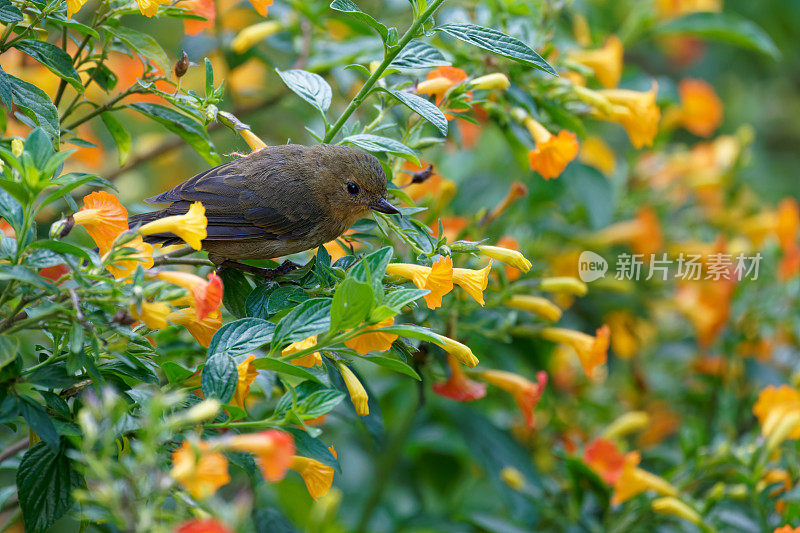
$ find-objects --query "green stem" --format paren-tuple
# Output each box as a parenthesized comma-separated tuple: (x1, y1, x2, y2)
(322, 0, 447, 143)
(373, 211, 427, 255)
(63, 83, 143, 131)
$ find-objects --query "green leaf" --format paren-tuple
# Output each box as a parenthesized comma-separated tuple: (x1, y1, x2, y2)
(654, 12, 780, 60)
(391, 40, 450, 69)
(358, 354, 420, 380)
(272, 298, 332, 347)
(201, 353, 238, 403)
(0, 187, 23, 228)
(161, 361, 195, 384)
(0, 0, 22, 24)
(330, 277, 373, 333)
(46, 16, 100, 38)
(29, 240, 97, 265)
(370, 323, 441, 343)
(435, 23, 557, 75)
(101, 112, 131, 165)
(276, 387, 345, 420)
(330, 0, 388, 41)
(0, 65, 12, 109)
(1, 70, 59, 143)
(128, 103, 220, 165)
(18, 396, 59, 451)
(341, 134, 420, 165)
(14, 40, 82, 91)
(208, 317, 276, 356)
(0, 265, 56, 290)
(382, 88, 448, 136)
(87, 64, 118, 91)
(275, 69, 332, 114)
(16, 442, 81, 533)
(252, 357, 323, 383)
(382, 288, 428, 310)
(219, 268, 252, 318)
(350, 246, 393, 293)
(37, 172, 107, 210)
(104, 26, 171, 74)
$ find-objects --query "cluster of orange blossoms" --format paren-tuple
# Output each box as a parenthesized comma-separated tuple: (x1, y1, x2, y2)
(71, 191, 223, 345)
(170, 429, 335, 501)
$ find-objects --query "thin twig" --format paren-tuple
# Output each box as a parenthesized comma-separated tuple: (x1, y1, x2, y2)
(155, 257, 215, 267)
(0, 439, 29, 463)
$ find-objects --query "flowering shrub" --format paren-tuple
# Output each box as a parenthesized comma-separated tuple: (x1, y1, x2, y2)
(0, 0, 799, 531)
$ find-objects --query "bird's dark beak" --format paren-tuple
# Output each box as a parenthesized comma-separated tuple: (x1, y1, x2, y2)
(370, 196, 400, 215)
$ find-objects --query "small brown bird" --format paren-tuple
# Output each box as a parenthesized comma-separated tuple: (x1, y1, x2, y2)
(130, 144, 399, 272)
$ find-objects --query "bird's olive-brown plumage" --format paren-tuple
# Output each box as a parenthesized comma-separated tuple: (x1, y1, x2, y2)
(129, 144, 398, 264)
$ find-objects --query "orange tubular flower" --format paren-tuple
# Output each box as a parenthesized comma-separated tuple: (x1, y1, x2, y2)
(597, 82, 660, 148)
(249, 0, 273, 16)
(67, 0, 87, 17)
(541, 325, 610, 379)
(227, 430, 296, 481)
(386, 256, 454, 310)
(674, 277, 734, 349)
(168, 308, 223, 347)
(289, 456, 335, 499)
(344, 318, 398, 355)
(452, 261, 492, 306)
(594, 206, 663, 256)
(139, 201, 207, 250)
(678, 79, 722, 137)
(611, 451, 678, 505)
(568, 35, 624, 89)
(524, 117, 579, 180)
(175, 519, 233, 533)
(432, 354, 487, 401)
(583, 438, 626, 485)
(73, 191, 129, 255)
(753, 385, 800, 440)
(129, 301, 170, 330)
(232, 355, 257, 409)
(170, 441, 230, 499)
(283, 335, 322, 367)
(155, 271, 223, 320)
(479, 369, 548, 429)
(773, 527, 800, 533)
(183, 0, 216, 35)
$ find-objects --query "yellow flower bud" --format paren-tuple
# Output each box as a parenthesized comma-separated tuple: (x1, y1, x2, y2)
(470, 73, 511, 91)
(766, 411, 800, 453)
(478, 245, 532, 273)
(11, 138, 23, 157)
(500, 466, 525, 490)
(505, 295, 562, 322)
(651, 497, 703, 526)
(602, 411, 650, 440)
(337, 362, 369, 416)
(539, 276, 588, 296)
(185, 399, 222, 423)
(434, 335, 478, 367)
(231, 21, 282, 54)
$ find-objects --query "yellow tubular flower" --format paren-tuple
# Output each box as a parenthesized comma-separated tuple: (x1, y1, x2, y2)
(500, 466, 525, 491)
(104, 236, 154, 279)
(612, 452, 678, 505)
(597, 82, 660, 148)
(66, 0, 87, 17)
(136, 0, 170, 17)
(167, 308, 223, 347)
(452, 261, 492, 306)
(233, 355, 258, 409)
(237, 129, 268, 152)
(344, 318, 398, 355)
(753, 385, 800, 440)
(469, 73, 511, 91)
(579, 136, 617, 176)
(538, 277, 588, 296)
(416, 76, 455, 95)
(541, 325, 610, 379)
(337, 362, 369, 416)
(231, 21, 282, 54)
(129, 301, 170, 330)
(289, 456, 335, 499)
(386, 256, 453, 310)
(11, 138, 23, 157)
(140, 201, 207, 250)
(434, 335, 478, 367)
(505, 295, 562, 322)
(479, 369, 548, 429)
(567, 35, 624, 89)
(283, 335, 322, 367)
(478, 245, 532, 273)
(170, 441, 230, 499)
(651, 497, 703, 525)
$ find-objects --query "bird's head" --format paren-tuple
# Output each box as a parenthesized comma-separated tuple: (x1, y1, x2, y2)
(320, 146, 400, 221)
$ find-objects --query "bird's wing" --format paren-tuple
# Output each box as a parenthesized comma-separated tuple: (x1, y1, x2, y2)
(145, 150, 320, 241)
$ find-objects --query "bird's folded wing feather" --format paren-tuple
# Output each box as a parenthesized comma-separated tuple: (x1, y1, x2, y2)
(145, 153, 319, 241)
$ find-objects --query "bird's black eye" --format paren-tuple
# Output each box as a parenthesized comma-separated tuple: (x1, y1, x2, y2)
(346, 181, 360, 195)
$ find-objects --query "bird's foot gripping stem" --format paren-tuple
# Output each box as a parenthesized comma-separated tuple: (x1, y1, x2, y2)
(217, 260, 300, 281)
